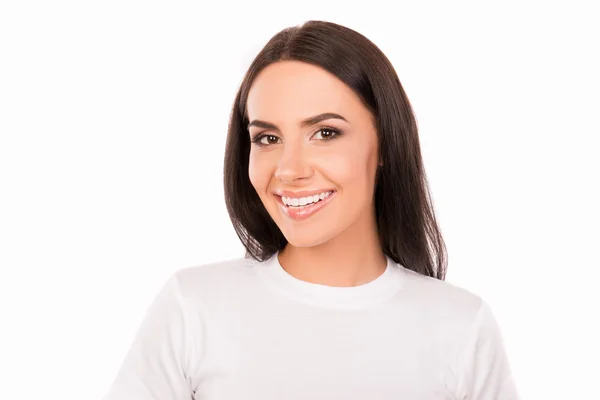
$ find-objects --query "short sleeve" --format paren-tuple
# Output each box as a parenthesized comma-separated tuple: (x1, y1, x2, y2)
(455, 300, 520, 400)
(103, 274, 201, 400)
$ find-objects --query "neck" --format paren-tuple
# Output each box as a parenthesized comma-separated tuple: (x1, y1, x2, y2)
(278, 209, 386, 287)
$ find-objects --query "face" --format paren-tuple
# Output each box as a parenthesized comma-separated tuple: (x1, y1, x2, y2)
(246, 60, 380, 248)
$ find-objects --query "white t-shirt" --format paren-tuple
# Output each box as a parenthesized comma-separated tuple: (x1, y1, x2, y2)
(104, 253, 520, 399)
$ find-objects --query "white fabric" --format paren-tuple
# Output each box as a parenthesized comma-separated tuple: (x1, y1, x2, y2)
(104, 253, 520, 399)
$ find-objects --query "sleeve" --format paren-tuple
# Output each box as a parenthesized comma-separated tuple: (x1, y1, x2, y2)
(455, 300, 521, 400)
(103, 274, 201, 400)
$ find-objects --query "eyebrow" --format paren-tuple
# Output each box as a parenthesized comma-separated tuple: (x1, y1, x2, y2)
(247, 112, 348, 131)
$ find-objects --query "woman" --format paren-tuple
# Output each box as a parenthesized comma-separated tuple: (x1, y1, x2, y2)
(105, 20, 519, 399)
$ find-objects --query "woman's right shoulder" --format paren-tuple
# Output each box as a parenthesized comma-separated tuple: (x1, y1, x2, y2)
(169, 256, 262, 302)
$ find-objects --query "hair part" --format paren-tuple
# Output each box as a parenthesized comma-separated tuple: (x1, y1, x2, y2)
(224, 20, 447, 280)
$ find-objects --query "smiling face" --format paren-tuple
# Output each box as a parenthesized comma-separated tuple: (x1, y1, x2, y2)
(246, 60, 380, 248)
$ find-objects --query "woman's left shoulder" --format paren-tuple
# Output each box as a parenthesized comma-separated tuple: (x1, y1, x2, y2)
(393, 264, 487, 324)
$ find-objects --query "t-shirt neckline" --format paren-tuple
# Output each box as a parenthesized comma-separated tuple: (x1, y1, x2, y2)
(255, 251, 405, 310)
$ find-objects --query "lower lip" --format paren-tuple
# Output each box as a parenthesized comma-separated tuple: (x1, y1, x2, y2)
(276, 191, 336, 221)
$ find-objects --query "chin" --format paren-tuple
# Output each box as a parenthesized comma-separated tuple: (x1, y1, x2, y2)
(280, 229, 335, 249)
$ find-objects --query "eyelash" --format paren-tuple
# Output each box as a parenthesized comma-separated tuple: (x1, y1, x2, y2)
(250, 127, 342, 147)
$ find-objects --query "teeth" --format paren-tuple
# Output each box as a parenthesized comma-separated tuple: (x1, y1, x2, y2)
(282, 191, 333, 207)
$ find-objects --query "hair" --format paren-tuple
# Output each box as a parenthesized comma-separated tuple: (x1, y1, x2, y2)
(223, 20, 447, 280)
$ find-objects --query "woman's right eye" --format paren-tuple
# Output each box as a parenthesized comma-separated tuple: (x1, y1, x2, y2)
(253, 134, 280, 146)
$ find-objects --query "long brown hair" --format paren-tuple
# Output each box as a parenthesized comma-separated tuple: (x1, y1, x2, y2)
(224, 20, 447, 280)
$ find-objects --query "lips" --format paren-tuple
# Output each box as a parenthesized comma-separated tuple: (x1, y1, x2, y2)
(274, 190, 337, 221)
(274, 188, 336, 198)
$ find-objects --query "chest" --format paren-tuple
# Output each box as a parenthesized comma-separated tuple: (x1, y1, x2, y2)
(192, 307, 461, 399)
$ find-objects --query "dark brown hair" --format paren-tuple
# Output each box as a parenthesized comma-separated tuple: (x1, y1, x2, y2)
(224, 20, 447, 280)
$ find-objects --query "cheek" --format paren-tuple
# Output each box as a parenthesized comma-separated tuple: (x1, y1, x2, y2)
(248, 152, 272, 193)
(320, 141, 376, 187)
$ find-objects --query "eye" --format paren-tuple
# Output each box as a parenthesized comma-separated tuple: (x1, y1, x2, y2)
(313, 128, 340, 140)
(252, 134, 281, 147)
(261, 135, 280, 145)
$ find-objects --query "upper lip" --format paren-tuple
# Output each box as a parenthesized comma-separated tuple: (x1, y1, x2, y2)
(274, 188, 336, 198)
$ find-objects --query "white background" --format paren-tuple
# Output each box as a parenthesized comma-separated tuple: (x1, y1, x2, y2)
(1, 1, 598, 399)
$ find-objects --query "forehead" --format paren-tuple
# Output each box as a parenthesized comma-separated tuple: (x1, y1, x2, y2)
(246, 61, 367, 122)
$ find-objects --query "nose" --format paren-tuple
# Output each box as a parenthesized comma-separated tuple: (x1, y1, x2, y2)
(274, 142, 313, 183)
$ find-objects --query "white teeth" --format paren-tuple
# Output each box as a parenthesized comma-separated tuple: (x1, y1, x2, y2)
(281, 191, 333, 207)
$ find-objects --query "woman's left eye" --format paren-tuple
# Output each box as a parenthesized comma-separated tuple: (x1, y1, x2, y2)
(313, 128, 339, 140)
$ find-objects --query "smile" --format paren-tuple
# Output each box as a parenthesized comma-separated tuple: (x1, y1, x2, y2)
(275, 190, 337, 221)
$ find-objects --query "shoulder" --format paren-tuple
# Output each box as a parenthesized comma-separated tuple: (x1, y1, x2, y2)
(173, 256, 257, 286)
(167, 256, 261, 305)
(393, 263, 485, 330)
(392, 267, 519, 398)
(175, 256, 254, 280)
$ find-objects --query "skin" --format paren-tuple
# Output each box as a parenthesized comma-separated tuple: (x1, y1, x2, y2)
(246, 60, 387, 287)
